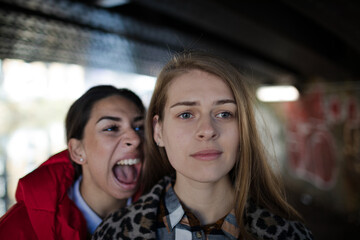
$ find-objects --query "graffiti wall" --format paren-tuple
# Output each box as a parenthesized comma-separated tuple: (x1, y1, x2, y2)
(259, 81, 360, 239)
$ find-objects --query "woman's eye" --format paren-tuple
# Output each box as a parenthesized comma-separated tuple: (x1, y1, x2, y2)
(216, 111, 232, 118)
(134, 125, 144, 136)
(103, 125, 119, 132)
(179, 112, 193, 119)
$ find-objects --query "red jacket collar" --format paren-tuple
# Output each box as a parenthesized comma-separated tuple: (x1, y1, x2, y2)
(15, 150, 75, 211)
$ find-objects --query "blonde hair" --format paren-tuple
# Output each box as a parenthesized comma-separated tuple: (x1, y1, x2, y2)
(143, 51, 301, 239)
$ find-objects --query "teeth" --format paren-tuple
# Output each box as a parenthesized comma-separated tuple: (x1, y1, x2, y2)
(116, 158, 140, 166)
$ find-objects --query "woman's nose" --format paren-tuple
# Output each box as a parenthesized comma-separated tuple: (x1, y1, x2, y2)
(123, 128, 141, 148)
(196, 117, 218, 140)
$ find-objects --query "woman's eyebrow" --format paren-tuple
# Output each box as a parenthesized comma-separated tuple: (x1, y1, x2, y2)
(170, 101, 197, 108)
(96, 116, 121, 123)
(215, 99, 236, 105)
(133, 116, 144, 122)
(170, 99, 236, 108)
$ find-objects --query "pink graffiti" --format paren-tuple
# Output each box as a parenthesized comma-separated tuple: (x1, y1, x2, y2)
(286, 87, 338, 189)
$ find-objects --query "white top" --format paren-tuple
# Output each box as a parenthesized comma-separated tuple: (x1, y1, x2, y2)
(68, 176, 133, 234)
(68, 176, 102, 234)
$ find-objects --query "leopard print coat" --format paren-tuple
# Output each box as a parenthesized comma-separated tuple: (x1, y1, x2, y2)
(92, 176, 313, 240)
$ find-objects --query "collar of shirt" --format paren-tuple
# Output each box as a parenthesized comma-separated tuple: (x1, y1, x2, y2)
(162, 182, 240, 239)
(68, 176, 102, 234)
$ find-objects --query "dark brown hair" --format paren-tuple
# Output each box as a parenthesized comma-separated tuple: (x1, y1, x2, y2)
(65, 85, 145, 179)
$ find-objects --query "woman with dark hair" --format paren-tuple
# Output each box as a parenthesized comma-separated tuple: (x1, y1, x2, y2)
(93, 52, 313, 240)
(0, 85, 145, 239)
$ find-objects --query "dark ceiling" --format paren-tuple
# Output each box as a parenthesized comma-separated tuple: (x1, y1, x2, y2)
(1, 0, 359, 87)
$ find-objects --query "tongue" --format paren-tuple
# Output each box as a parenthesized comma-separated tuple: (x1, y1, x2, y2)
(113, 165, 138, 184)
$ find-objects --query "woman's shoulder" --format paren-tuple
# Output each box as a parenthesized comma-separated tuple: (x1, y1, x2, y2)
(245, 199, 314, 240)
(15, 151, 75, 205)
(92, 176, 172, 240)
(0, 202, 38, 239)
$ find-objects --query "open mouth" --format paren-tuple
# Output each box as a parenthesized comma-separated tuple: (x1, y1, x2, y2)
(112, 158, 142, 185)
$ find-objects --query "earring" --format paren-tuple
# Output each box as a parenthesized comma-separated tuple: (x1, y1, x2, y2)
(80, 158, 84, 162)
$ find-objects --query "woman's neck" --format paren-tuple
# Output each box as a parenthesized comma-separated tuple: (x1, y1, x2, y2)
(80, 178, 127, 219)
(173, 173, 234, 225)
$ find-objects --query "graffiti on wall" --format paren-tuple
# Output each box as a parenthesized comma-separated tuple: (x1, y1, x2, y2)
(285, 84, 360, 191)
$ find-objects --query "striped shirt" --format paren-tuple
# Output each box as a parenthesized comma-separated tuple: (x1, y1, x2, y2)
(156, 182, 239, 240)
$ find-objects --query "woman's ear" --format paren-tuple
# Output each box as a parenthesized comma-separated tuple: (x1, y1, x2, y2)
(68, 138, 86, 165)
(153, 115, 164, 147)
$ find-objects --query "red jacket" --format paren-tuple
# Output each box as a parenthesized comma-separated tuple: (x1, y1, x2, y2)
(0, 150, 88, 239)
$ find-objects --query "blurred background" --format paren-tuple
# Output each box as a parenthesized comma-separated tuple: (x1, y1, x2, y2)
(0, 0, 359, 239)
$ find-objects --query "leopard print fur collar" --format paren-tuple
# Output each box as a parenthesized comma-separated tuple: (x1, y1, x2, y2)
(92, 176, 313, 240)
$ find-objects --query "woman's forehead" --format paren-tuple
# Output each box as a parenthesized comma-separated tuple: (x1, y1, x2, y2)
(165, 70, 234, 104)
(91, 96, 141, 117)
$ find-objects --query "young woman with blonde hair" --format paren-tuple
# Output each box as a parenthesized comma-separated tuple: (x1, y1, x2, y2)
(93, 52, 313, 240)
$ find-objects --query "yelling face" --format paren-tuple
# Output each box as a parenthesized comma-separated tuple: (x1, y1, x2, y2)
(154, 69, 239, 185)
(76, 95, 144, 203)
